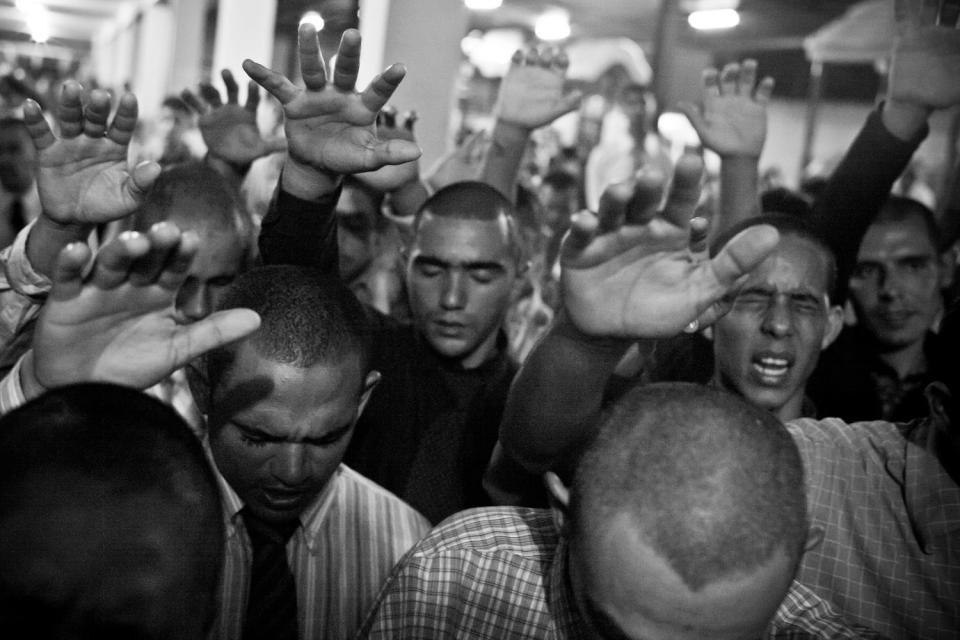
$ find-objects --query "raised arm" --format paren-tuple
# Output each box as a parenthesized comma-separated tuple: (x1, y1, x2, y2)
(23, 83, 161, 279)
(481, 46, 582, 201)
(809, 0, 960, 293)
(499, 155, 780, 473)
(248, 24, 420, 267)
(16, 223, 259, 403)
(182, 68, 287, 184)
(679, 59, 773, 235)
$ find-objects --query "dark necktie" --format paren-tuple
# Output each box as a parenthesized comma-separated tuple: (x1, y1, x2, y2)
(242, 509, 299, 640)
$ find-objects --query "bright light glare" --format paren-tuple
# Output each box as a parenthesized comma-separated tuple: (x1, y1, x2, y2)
(465, 0, 503, 10)
(299, 10, 325, 31)
(688, 9, 740, 30)
(16, 0, 51, 43)
(535, 11, 571, 41)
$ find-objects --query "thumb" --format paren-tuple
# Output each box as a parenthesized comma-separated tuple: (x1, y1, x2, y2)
(373, 139, 422, 167)
(263, 136, 288, 155)
(708, 224, 779, 291)
(552, 90, 584, 120)
(129, 161, 162, 199)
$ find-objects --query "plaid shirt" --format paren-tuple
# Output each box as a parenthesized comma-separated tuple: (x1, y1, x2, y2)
(790, 418, 960, 639)
(357, 507, 885, 639)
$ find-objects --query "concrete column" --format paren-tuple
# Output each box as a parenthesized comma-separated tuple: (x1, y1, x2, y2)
(359, 0, 469, 168)
(212, 0, 277, 93)
(133, 3, 174, 119)
(166, 0, 207, 96)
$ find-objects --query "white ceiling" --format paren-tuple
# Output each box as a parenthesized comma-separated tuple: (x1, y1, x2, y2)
(0, 0, 146, 46)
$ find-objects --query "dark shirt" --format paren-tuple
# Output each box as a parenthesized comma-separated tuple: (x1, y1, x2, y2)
(259, 180, 517, 524)
(808, 326, 944, 424)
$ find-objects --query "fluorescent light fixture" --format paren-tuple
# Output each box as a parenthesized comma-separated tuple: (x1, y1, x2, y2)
(16, 0, 51, 43)
(535, 10, 571, 41)
(688, 8, 740, 30)
(299, 10, 325, 31)
(465, 0, 503, 10)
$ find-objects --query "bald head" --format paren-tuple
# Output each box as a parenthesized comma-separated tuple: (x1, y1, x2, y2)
(0, 384, 223, 640)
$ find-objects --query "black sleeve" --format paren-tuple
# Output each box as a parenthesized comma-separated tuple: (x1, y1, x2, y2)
(258, 175, 342, 275)
(808, 105, 927, 301)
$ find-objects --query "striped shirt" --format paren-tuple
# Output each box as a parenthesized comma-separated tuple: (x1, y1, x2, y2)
(358, 507, 885, 639)
(212, 461, 430, 640)
(790, 417, 960, 639)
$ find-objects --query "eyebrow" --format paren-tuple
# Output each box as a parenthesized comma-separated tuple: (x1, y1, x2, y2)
(233, 421, 352, 445)
(412, 256, 506, 272)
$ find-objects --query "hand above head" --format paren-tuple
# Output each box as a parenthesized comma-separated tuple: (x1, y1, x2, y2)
(424, 129, 488, 192)
(242, 24, 421, 194)
(22, 81, 161, 227)
(354, 106, 421, 193)
(20, 223, 260, 399)
(678, 59, 774, 158)
(494, 46, 582, 132)
(560, 153, 780, 339)
(182, 68, 287, 170)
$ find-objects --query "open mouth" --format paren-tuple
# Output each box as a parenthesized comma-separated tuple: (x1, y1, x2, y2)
(751, 354, 792, 383)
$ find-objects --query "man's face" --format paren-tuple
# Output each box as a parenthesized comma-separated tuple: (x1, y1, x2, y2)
(336, 186, 380, 283)
(849, 214, 948, 351)
(208, 342, 375, 525)
(538, 185, 578, 230)
(711, 234, 841, 421)
(172, 222, 245, 324)
(568, 513, 794, 640)
(0, 126, 35, 194)
(406, 212, 518, 368)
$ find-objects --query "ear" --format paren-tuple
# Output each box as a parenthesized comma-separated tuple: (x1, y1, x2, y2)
(355, 370, 382, 419)
(703, 325, 714, 341)
(804, 525, 825, 552)
(821, 304, 844, 350)
(938, 250, 955, 291)
(544, 471, 571, 534)
(923, 381, 952, 438)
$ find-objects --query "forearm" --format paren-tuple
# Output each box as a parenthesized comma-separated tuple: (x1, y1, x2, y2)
(480, 121, 530, 203)
(499, 312, 632, 474)
(715, 155, 760, 237)
(25, 216, 90, 281)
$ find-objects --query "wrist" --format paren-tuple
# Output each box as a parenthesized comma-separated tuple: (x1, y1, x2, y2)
(491, 119, 533, 143)
(280, 157, 342, 200)
(554, 309, 634, 353)
(205, 153, 251, 182)
(19, 350, 48, 401)
(881, 99, 931, 142)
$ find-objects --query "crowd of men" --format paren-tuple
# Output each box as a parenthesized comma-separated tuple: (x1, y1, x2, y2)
(0, 1, 957, 638)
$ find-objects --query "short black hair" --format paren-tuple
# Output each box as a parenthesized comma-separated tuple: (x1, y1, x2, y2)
(206, 265, 373, 388)
(711, 213, 839, 304)
(0, 383, 223, 639)
(541, 170, 579, 192)
(570, 382, 807, 592)
(876, 195, 942, 251)
(413, 181, 522, 263)
(761, 187, 812, 219)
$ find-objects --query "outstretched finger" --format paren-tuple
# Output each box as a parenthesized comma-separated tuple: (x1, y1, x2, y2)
(688, 216, 710, 256)
(708, 224, 779, 291)
(625, 170, 666, 226)
(361, 64, 406, 113)
(157, 230, 200, 290)
(221, 68, 240, 104)
(564, 209, 600, 254)
(660, 154, 704, 229)
(83, 89, 112, 138)
(755, 77, 775, 104)
(597, 180, 632, 233)
(244, 80, 261, 113)
(719, 62, 739, 96)
(49, 242, 93, 302)
(380, 104, 397, 129)
(57, 80, 85, 138)
(129, 222, 182, 286)
(738, 59, 758, 96)
(403, 110, 418, 131)
(173, 308, 261, 365)
(106, 92, 139, 146)
(91, 231, 151, 290)
(243, 59, 301, 105)
(702, 67, 720, 98)
(369, 138, 422, 168)
(181, 88, 208, 115)
(22, 99, 55, 151)
(298, 23, 328, 91)
(199, 83, 223, 109)
(333, 29, 362, 91)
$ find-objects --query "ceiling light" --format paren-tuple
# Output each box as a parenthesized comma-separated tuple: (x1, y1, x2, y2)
(16, 0, 51, 43)
(688, 8, 740, 30)
(464, 0, 503, 10)
(299, 10, 325, 31)
(535, 10, 571, 41)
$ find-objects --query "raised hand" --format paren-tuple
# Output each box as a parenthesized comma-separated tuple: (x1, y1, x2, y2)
(424, 129, 488, 192)
(560, 154, 780, 339)
(182, 68, 287, 170)
(354, 106, 421, 192)
(678, 59, 773, 158)
(242, 24, 421, 181)
(21, 223, 260, 399)
(495, 46, 582, 131)
(23, 82, 160, 226)
(888, 0, 960, 110)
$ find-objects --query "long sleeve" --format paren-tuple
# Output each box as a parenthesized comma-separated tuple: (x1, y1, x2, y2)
(258, 178, 342, 275)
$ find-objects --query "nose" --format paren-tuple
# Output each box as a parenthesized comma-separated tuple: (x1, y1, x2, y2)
(876, 266, 903, 300)
(175, 279, 212, 323)
(271, 444, 310, 487)
(440, 270, 467, 310)
(761, 297, 794, 338)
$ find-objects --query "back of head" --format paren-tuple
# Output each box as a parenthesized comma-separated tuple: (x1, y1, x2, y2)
(0, 383, 222, 640)
(571, 382, 807, 592)
(206, 265, 372, 387)
(131, 161, 251, 245)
